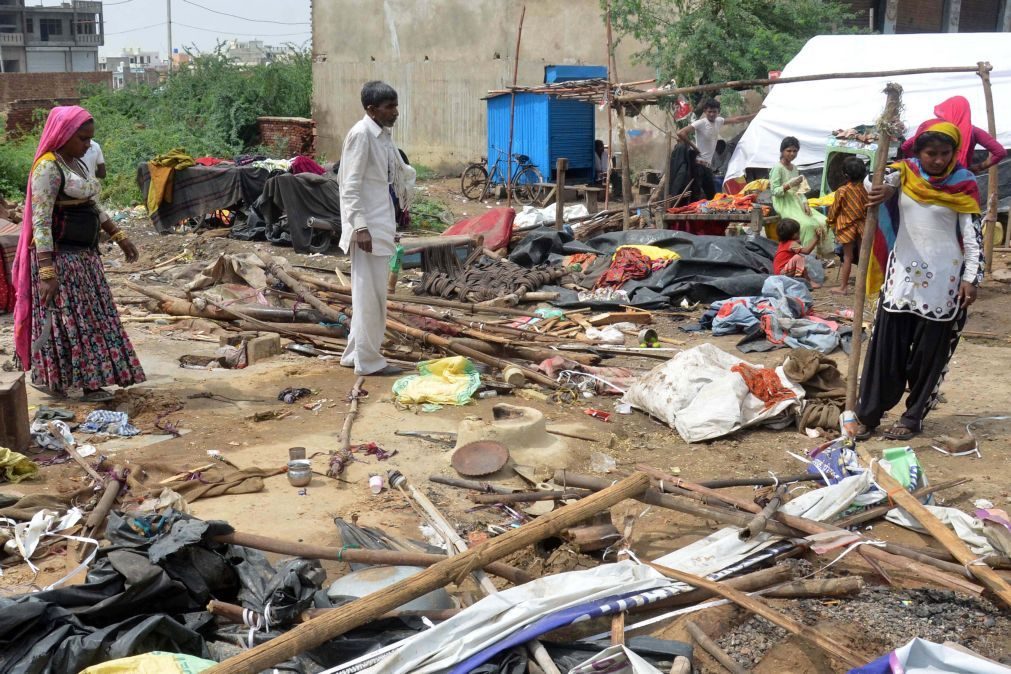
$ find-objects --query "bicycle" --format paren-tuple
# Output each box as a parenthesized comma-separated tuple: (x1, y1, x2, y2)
(460, 147, 544, 205)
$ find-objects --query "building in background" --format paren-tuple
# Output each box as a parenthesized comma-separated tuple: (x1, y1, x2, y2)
(224, 39, 285, 66)
(841, 0, 1011, 32)
(311, 0, 653, 171)
(99, 47, 163, 89)
(0, 0, 104, 73)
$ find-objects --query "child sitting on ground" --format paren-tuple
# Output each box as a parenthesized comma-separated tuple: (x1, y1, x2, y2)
(826, 156, 869, 295)
(773, 218, 822, 288)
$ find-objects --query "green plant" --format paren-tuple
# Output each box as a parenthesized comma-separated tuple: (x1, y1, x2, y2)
(413, 163, 438, 181)
(605, 0, 863, 96)
(409, 196, 454, 232)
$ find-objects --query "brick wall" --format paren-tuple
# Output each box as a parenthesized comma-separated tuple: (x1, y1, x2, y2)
(4, 98, 81, 135)
(896, 0, 944, 31)
(0, 71, 112, 109)
(257, 116, 316, 157)
(960, 0, 1000, 30)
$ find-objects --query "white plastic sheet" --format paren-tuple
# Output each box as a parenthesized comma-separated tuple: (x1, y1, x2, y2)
(622, 343, 804, 443)
(886, 504, 995, 556)
(568, 645, 664, 674)
(850, 638, 1011, 674)
(514, 203, 589, 229)
(368, 561, 669, 674)
(725, 33, 1011, 185)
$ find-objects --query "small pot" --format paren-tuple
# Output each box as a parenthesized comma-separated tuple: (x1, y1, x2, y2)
(287, 459, 312, 487)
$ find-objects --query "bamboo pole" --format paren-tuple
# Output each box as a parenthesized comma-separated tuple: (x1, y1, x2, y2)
(338, 376, 365, 453)
(651, 564, 866, 669)
(205, 473, 650, 673)
(846, 82, 903, 411)
(212, 531, 533, 585)
(738, 484, 787, 541)
(636, 465, 984, 597)
(977, 61, 999, 275)
(854, 446, 1011, 608)
(554, 157, 568, 231)
(685, 621, 750, 674)
(604, 0, 614, 212)
(614, 65, 982, 104)
(505, 4, 526, 207)
(832, 477, 971, 528)
(605, 0, 632, 230)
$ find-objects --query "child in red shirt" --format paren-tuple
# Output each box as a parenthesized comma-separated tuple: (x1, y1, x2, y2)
(773, 218, 822, 288)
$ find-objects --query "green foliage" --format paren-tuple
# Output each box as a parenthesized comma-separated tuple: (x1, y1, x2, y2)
(0, 48, 312, 207)
(413, 163, 438, 181)
(605, 0, 862, 94)
(0, 131, 37, 201)
(409, 196, 453, 232)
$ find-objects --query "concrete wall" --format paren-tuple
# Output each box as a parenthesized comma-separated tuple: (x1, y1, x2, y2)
(311, 0, 656, 172)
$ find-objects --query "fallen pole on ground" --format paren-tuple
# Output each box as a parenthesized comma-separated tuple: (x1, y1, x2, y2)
(470, 489, 592, 504)
(207, 599, 461, 626)
(739, 484, 787, 541)
(205, 472, 650, 673)
(651, 564, 866, 669)
(685, 621, 750, 674)
(212, 531, 534, 585)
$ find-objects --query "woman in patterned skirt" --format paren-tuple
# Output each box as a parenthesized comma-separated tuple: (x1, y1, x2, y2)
(12, 106, 145, 403)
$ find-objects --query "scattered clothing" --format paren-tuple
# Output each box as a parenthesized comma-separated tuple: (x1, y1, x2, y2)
(594, 247, 674, 290)
(289, 155, 326, 175)
(278, 387, 311, 404)
(392, 356, 481, 406)
(146, 148, 196, 213)
(0, 447, 39, 483)
(137, 163, 271, 233)
(32, 405, 74, 422)
(826, 181, 868, 245)
(731, 362, 797, 410)
(80, 410, 140, 436)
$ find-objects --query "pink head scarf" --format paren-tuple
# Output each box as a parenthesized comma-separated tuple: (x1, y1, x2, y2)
(932, 96, 974, 169)
(12, 105, 94, 369)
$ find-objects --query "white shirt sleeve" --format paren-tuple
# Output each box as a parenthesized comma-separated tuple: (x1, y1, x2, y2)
(961, 213, 983, 284)
(690, 119, 705, 131)
(93, 142, 105, 165)
(338, 131, 370, 232)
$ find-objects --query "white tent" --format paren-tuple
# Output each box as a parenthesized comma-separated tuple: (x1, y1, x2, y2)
(725, 33, 1011, 186)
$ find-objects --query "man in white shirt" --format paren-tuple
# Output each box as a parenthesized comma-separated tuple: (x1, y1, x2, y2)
(338, 81, 414, 376)
(676, 99, 755, 198)
(593, 139, 609, 186)
(83, 139, 106, 179)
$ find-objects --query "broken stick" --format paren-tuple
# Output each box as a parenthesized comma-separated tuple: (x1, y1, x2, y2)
(685, 621, 750, 674)
(651, 563, 866, 669)
(206, 472, 650, 673)
(739, 484, 787, 541)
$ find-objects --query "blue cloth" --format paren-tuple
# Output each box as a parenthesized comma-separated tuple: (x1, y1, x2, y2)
(80, 410, 140, 437)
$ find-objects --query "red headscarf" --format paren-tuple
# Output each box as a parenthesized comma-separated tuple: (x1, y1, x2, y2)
(907, 96, 975, 169)
(12, 105, 94, 368)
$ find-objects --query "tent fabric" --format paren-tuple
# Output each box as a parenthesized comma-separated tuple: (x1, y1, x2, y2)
(726, 33, 1011, 186)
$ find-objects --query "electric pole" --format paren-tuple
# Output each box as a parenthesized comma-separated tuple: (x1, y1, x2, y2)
(166, 0, 173, 71)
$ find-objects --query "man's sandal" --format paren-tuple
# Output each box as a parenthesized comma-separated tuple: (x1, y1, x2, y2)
(854, 423, 876, 441)
(82, 388, 115, 403)
(882, 423, 919, 441)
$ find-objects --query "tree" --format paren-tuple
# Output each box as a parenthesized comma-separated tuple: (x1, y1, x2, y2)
(605, 0, 861, 97)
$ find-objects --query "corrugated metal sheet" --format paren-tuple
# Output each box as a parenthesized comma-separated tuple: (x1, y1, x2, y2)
(487, 92, 594, 181)
(544, 64, 607, 83)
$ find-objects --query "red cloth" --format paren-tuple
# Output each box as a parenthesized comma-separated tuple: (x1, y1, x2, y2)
(773, 240, 802, 275)
(594, 247, 672, 289)
(290, 155, 326, 175)
(731, 362, 796, 410)
(899, 96, 1008, 167)
(442, 207, 516, 251)
(194, 157, 226, 166)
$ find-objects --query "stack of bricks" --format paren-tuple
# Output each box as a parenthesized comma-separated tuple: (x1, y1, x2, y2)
(257, 116, 317, 157)
(5, 98, 81, 135)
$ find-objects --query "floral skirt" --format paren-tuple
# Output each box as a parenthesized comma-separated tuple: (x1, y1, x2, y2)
(29, 248, 145, 394)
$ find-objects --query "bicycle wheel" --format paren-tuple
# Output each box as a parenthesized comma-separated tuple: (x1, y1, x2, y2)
(461, 164, 489, 201)
(512, 166, 544, 206)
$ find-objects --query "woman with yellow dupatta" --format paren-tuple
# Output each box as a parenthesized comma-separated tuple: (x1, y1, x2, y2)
(12, 106, 145, 403)
(855, 120, 982, 441)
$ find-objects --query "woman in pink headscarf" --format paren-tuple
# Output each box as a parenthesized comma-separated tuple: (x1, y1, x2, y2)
(900, 96, 1007, 174)
(12, 106, 145, 403)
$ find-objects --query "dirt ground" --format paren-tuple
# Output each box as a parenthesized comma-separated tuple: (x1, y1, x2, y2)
(2, 184, 1010, 672)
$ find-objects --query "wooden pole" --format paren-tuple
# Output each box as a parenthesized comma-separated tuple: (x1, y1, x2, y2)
(846, 82, 903, 411)
(614, 65, 982, 104)
(854, 445, 1011, 608)
(617, 105, 633, 230)
(506, 4, 526, 207)
(604, 0, 614, 211)
(650, 564, 866, 669)
(685, 621, 750, 674)
(338, 376, 365, 453)
(738, 484, 787, 541)
(977, 61, 999, 275)
(662, 110, 672, 209)
(213, 531, 533, 585)
(554, 157, 568, 230)
(205, 473, 650, 673)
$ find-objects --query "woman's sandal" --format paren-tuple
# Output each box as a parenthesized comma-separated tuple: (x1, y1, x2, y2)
(882, 423, 919, 441)
(29, 383, 68, 399)
(854, 423, 876, 441)
(82, 388, 114, 403)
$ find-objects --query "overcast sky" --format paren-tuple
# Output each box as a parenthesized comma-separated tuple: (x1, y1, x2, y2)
(93, 0, 311, 58)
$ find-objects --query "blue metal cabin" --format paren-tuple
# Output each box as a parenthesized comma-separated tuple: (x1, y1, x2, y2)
(544, 64, 607, 83)
(486, 75, 602, 182)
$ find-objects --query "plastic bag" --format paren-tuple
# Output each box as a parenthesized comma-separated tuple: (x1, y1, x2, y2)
(568, 645, 664, 674)
(392, 356, 481, 405)
(79, 652, 216, 673)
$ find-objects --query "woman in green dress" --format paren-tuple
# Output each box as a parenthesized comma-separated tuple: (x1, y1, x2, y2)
(769, 136, 833, 256)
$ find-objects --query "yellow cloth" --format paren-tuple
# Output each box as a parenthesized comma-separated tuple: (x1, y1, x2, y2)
(614, 245, 681, 261)
(79, 652, 215, 673)
(741, 178, 769, 194)
(808, 191, 835, 208)
(0, 447, 38, 483)
(146, 148, 195, 213)
(392, 356, 481, 405)
(894, 160, 981, 215)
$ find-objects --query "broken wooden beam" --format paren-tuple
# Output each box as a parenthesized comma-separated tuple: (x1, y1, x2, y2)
(206, 473, 650, 673)
(739, 484, 787, 541)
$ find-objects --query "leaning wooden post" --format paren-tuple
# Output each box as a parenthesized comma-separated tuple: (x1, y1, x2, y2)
(604, 0, 614, 212)
(977, 61, 999, 271)
(845, 82, 903, 411)
(204, 473, 650, 674)
(617, 104, 634, 230)
(505, 4, 526, 207)
(554, 157, 568, 230)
